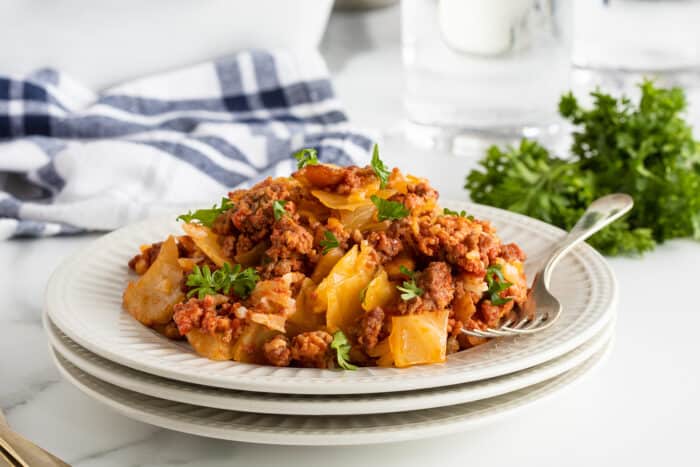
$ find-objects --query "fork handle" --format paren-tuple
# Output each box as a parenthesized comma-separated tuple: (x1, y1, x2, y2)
(0, 425, 69, 467)
(543, 193, 634, 285)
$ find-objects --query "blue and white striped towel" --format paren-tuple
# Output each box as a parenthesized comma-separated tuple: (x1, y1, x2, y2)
(0, 49, 374, 239)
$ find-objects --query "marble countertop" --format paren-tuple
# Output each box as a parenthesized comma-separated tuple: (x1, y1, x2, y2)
(2, 5, 699, 467)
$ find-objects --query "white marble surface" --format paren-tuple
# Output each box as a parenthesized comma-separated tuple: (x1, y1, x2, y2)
(2, 5, 700, 467)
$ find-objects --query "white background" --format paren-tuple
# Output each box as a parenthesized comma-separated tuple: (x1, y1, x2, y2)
(1, 4, 699, 466)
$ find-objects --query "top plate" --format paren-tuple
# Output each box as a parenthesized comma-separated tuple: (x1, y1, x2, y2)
(45, 201, 617, 395)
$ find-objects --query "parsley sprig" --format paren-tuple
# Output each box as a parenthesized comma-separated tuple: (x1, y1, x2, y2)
(370, 145, 391, 189)
(396, 265, 423, 301)
(443, 208, 475, 221)
(466, 80, 700, 256)
(485, 264, 512, 306)
(293, 148, 318, 169)
(186, 263, 259, 300)
(331, 331, 358, 370)
(177, 198, 233, 227)
(319, 230, 339, 255)
(273, 200, 288, 221)
(371, 195, 409, 221)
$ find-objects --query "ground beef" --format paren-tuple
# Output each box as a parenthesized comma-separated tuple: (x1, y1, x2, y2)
(172, 298, 203, 335)
(479, 228, 502, 264)
(388, 182, 438, 211)
(176, 236, 198, 257)
(358, 307, 385, 352)
(220, 235, 237, 259)
(499, 243, 527, 262)
(315, 217, 351, 252)
(398, 261, 455, 314)
(235, 235, 258, 258)
(225, 177, 303, 245)
(403, 214, 500, 276)
(447, 315, 465, 336)
(420, 262, 454, 309)
(367, 230, 403, 262)
(291, 331, 333, 368)
(263, 334, 292, 367)
(210, 209, 233, 236)
(335, 167, 376, 195)
(294, 164, 377, 195)
(477, 299, 515, 328)
(128, 242, 162, 274)
(260, 216, 315, 278)
(172, 295, 244, 343)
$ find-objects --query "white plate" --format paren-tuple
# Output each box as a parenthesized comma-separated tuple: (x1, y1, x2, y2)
(45, 201, 617, 394)
(45, 312, 615, 415)
(50, 339, 613, 445)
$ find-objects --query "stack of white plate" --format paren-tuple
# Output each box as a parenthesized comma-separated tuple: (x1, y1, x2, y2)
(43, 201, 617, 446)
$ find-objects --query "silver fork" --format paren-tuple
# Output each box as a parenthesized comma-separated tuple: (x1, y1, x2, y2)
(462, 193, 634, 339)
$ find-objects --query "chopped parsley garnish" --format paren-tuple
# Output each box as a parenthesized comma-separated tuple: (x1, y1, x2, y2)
(185, 265, 217, 299)
(186, 263, 259, 300)
(273, 200, 288, 221)
(177, 198, 233, 227)
(293, 148, 318, 169)
(397, 265, 423, 301)
(319, 230, 339, 255)
(370, 145, 391, 189)
(399, 265, 415, 279)
(485, 264, 513, 306)
(371, 195, 409, 221)
(443, 208, 475, 220)
(331, 330, 358, 370)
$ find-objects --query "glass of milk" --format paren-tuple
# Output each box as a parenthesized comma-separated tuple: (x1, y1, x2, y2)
(401, 0, 573, 154)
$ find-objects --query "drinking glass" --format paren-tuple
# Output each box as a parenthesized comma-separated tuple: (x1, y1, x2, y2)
(401, 0, 574, 154)
(572, 0, 700, 92)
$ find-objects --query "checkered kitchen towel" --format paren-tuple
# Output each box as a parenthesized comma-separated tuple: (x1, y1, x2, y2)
(0, 49, 374, 239)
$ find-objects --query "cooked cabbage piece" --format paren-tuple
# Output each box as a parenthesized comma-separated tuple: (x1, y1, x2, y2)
(361, 269, 397, 312)
(314, 242, 377, 333)
(181, 223, 228, 267)
(123, 235, 184, 326)
(185, 328, 237, 361)
(389, 309, 449, 368)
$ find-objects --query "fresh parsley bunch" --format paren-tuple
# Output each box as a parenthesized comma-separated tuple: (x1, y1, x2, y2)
(466, 80, 700, 256)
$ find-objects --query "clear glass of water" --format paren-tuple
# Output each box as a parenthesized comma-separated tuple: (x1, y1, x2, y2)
(401, 0, 573, 153)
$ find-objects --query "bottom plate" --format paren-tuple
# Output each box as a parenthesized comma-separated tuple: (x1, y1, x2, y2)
(45, 312, 615, 416)
(49, 338, 613, 446)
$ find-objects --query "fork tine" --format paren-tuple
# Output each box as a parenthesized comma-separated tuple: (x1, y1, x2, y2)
(462, 326, 519, 338)
(523, 315, 547, 329)
(502, 315, 554, 335)
(461, 303, 559, 338)
(510, 317, 531, 329)
(461, 328, 499, 338)
(501, 318, 514, 327)
(481, 328, 515, 337)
